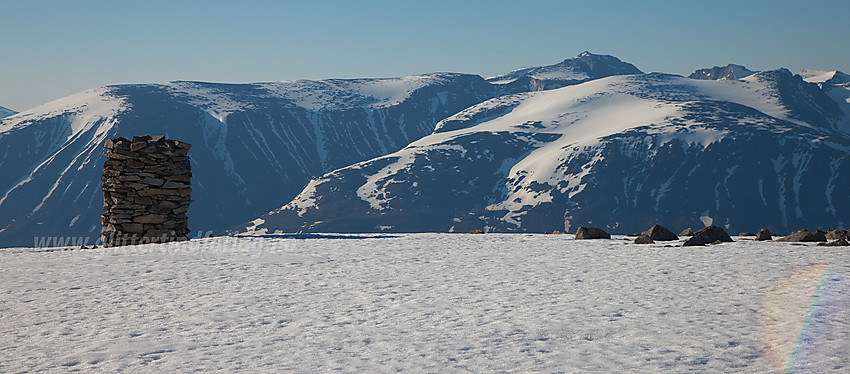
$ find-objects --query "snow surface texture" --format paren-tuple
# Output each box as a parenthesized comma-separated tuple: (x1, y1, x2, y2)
(2, 234, 848, 372)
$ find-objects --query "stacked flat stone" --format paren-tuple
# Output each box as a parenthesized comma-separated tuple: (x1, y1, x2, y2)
(101, 135, 192, 247)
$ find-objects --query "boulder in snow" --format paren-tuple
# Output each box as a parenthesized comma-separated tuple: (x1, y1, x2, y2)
(817, 238, 850, 246)
(755, 229, 774, 241)
(776, 229, 827, 242)
(683, 226, 733, 246)
(634, 234, 654, 244)
(575, 227, 610, 239)
(641, 225, 678, 241)
(827, 229, 850, 241)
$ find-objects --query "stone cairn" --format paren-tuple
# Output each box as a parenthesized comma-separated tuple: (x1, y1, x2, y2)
(101, 136, 192, 247)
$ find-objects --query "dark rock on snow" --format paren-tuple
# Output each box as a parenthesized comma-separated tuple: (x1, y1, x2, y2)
(469, 229, 485, 234)
(818, 238, 850, 246)
(683, 225, 734, 246)
(634, 234, 654, 244)
(642, 224, 678, 241)
(575, 227, 611, 239)
(755, 229, 774, 241)
(827, 229, 850, 241)
(679, 228, 694, 236)
(739, 232, 755, 237)
(776, 229, 827, 242)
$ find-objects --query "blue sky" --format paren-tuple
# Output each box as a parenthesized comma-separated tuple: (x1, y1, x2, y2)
(2, 0, 848, 111)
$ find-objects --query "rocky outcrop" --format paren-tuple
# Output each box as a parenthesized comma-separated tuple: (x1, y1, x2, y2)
(642, 225, 678, 241)
(101, 136, 192, 247)
(755, 229, 774, 241)
(575, 227, 610, 239)
(683, 226, 734, 246)
(776, 229, 827, 242)
(679, 228, 694, 236)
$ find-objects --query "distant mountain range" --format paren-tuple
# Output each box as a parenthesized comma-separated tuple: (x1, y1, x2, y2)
(1, 53, 849, 246)
(239, 67, 850, 235)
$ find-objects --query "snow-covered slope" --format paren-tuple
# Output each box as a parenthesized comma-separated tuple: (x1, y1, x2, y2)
(0, 74, 499, 246)
(689, 64, 758, 80)
(486, 51, 642, 93)
(239, 69, 850, 235)
(2, 234, 849, 372)
(0, 105, 16, 118)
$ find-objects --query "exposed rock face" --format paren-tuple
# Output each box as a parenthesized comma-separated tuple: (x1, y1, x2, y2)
(469, 229, 485, 234)
(642, 225, 678, 241)
(739, 232, 755, 237)
(776, 229, 827, 242)
(689, 64, 757, 80)
(634, 234, 654, 244)
(575, 227, 610, 239)
(683, 226, 733, 246)
(827, 229, 850, 241)
(755, 229, 774, 241)
(101, 136, 192, 247)
(818, 238, 850, 246)
(679, 228, 694, 236)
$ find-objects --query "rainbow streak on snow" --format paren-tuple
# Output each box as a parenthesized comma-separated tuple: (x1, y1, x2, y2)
(762, 264, 850, 373)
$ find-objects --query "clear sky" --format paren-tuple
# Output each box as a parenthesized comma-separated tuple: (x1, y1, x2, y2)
(2, 0, 848, 111)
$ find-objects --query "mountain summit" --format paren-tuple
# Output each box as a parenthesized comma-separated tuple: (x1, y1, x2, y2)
(486, 51, 642, 92)
(689, 64, 758, 80)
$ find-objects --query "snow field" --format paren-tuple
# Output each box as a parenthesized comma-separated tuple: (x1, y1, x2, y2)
(1, 233, 848, 372)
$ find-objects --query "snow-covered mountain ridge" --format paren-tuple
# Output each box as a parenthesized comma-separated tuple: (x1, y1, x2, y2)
(0, 75, 494, 246)
(238, 67, 850, 235)
(4, 52, 849, 246)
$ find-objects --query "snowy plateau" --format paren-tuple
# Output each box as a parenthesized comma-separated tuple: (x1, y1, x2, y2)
(2, 233, 849, 372)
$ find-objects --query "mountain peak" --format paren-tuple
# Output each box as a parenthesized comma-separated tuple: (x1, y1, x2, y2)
(689, 64, 757, 80)
(486, 52, 642, 90)
(800, 70, 850, 85)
